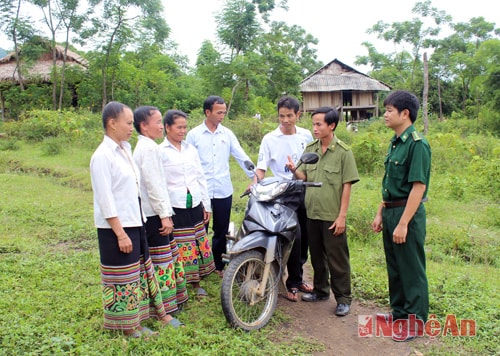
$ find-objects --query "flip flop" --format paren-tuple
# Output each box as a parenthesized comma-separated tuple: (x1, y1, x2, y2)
(298, 282, 313, 293)
(123, 329, 142, 338)
(196, 287, 208, 297)
(140, 326, 159, 338)
(284, 287, 299, 302)
(167, 317, 185, 329)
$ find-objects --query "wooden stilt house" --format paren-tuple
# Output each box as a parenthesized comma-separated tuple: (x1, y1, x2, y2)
(300, 59, 391, 122)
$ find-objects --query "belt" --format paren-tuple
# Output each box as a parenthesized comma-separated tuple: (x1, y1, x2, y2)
(383, 197, 428, 208)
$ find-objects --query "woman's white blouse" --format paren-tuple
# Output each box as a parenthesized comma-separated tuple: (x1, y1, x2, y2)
(158, 138, 211, 212)
(90, 135, 143, 228)
(133, 135, 174, 219)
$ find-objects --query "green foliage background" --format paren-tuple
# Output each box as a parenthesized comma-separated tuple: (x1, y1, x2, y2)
(0, 111, 499, 355)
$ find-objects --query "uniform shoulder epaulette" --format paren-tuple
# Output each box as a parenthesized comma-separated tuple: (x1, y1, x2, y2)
(411, 131, 422, 141)
(336, 139, 351, 150)
(306, 139, 319, 148)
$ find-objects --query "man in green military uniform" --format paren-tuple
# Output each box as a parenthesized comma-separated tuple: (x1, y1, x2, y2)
(287, 107, 359, 317)
(372, 90, 431, 342)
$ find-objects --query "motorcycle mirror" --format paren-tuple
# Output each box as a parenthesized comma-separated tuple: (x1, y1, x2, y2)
(244, 160, 255, 171)
(295, 152, 319, 171)
(300, 152, 320, 164)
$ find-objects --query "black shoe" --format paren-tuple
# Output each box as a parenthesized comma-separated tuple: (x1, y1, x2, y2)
(301, 293, 329, 302)
(335, 303, 350, 316)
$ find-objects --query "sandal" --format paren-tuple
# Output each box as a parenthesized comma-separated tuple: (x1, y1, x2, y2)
(123, 329, 142, 338)
(285, 287, 299, 302)
(196, 287, 208, 297)
(166, 317, 185, 329)
(140, 326, 159, 339)
(298, 282, 313, 293)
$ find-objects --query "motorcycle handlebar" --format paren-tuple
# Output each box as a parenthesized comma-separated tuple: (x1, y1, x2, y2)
(240, 189, 251, 198)
(303, 182, 322, 188)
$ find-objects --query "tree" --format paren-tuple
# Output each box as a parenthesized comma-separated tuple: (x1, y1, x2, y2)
(257, 21, 320, 100)
(54, 0, 86, 110)
(30, 0, 63, 110)
(432, 17, 498, 114)
(0, 0, 38, 91)
(80, 0, 170, 108)
(195, 40, 225, 96)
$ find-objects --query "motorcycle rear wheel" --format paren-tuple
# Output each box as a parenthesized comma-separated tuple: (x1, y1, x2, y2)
(221, 250, 278, 331)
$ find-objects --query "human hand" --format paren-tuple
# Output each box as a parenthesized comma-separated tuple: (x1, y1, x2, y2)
(159, 217, 174, 236)
(117, 234, 133, 253)
(328, 216, 346, 236)
(392, 223, 408, 244)
(203, 211, 211, 225)
(371, 215, 383, 233)
(285, 155, 296, 173)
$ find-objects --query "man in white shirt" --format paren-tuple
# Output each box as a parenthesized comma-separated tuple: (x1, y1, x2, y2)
(254, 96, 314, 302)
(186, 96, 254, 277)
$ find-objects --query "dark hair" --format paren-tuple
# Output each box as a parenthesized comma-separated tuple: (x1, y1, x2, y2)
(102, 101, 130, 129)
(311, 107, 340, 130)
(203, 95, 226, 113)
(163, 109, 187, 127)
(383, 90, 420, 123)
(133, 106, 160, 134)
(277, 96, 300, 113)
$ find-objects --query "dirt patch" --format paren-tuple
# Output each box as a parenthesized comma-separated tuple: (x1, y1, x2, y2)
(276, 266, 440, 355)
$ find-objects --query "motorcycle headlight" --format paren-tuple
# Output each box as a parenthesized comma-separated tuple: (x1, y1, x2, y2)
(251, 181, 287, 201)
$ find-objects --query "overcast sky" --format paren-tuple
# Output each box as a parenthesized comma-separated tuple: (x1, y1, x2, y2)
(162, 0, 497, 70)
(1, 0, 497, 72)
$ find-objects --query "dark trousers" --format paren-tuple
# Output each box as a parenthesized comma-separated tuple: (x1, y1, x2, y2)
(298, 203, 309, 269)
(206, 196, 232, 271)
(307, 218, 352, 305)
(382, 204, 429, 322)
(285, 201, 308, 290)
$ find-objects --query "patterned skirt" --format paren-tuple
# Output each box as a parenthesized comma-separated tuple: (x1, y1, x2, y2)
(145, 215, 189, 314)
(172, 204, 215, 283)
(98, 226, 166, 331)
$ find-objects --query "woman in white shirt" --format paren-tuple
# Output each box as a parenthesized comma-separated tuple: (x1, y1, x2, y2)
(90, 101, 170, 338)
(132, 106, 188, 327)
(159, 110, 215, 297)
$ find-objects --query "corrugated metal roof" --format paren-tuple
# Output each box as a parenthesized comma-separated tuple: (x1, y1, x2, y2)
(300, 59, 391, 92)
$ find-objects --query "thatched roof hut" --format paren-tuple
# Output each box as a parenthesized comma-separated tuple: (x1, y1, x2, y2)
(0, 45, 88, 83)
(300, 59, 391, 121)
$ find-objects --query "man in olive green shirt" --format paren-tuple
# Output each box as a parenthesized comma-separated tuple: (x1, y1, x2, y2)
(372, 90, 431, 342)
(288, 107, 359, 317)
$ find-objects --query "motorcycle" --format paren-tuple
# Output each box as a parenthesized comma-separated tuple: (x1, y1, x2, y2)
(220, 152, 321, 331)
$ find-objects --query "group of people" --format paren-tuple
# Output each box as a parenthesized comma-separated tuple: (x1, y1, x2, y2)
(91, 90, 431, 343)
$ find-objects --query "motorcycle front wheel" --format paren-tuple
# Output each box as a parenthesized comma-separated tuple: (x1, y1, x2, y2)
(220, 250, 278, 331)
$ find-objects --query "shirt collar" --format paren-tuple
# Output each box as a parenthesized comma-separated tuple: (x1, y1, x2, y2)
(104, 134, 129, 151)
(203, 120, 223, 134)
(392, 125, 415, 143)
(162, 137, 187, 149)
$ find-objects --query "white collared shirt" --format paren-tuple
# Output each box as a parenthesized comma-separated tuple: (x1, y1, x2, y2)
(256, 126, 313, 179)
(133, 135, 174, 219)
(90, 135, 143, 228)
(158, 138, 212, 212)
(186, 121, 254, 199)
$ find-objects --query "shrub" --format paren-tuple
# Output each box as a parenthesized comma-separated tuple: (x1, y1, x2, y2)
(351, 133, 385, 175)
(10, 110, 98, 142)
(41, 137, 64, 156)
(0, 139, 20, 151)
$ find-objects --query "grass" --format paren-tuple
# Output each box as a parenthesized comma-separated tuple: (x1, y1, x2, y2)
(0, 123, 499, 355)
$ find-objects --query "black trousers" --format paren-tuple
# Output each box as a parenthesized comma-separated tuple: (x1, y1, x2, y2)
(286, 200, 308, 290)
(206, 195, 232, 271)
(307, 218, 352, 305)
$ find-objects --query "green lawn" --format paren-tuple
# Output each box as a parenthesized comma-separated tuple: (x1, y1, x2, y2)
(0, 135, 498, 355)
